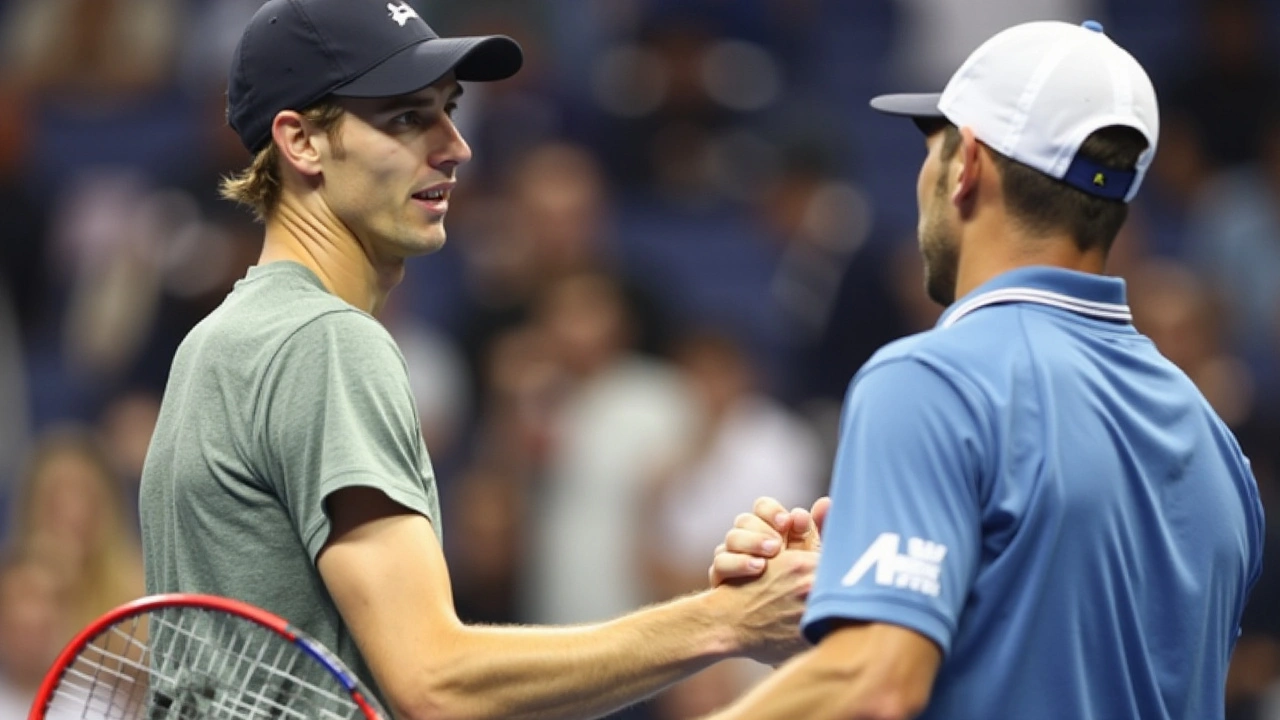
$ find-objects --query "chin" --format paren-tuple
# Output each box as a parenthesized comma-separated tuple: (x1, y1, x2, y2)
(401, 226, 448, 256)
(420, 233, 448, 255)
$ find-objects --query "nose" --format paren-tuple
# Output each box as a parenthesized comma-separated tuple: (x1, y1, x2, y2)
(429, 115, 472, 171)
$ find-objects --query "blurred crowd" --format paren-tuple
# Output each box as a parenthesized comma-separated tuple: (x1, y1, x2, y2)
(0, 0, 1277, 718)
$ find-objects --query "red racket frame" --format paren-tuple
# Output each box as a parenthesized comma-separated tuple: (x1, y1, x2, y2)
(28, 593, 385, 719)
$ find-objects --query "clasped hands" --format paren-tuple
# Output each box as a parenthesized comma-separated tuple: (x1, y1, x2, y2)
(710, 496, 831, 585)
(707, 496, 832, 665)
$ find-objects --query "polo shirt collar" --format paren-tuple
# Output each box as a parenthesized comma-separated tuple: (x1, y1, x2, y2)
(937, 266, 1131, 329)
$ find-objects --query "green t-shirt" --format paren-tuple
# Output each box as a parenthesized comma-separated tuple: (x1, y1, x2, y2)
(139, 260, 441, 702)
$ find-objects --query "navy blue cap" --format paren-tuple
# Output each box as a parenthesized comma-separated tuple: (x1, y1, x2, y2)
(228, 0, 523, 153)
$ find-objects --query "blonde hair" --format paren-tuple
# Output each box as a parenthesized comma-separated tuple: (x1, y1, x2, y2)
(7, 427, 145, 632)
(219, 100, 346, 222)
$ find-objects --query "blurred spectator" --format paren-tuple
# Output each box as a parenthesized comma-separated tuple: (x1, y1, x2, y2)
(1181, 107, 1280, 402)
(1, 0, 180, 98)
(131, 205, 263, 393)
(757, 130, 908, 408)
(0, 555, 68, 717)
(523, 271, 697, 626)
(0, 70, 42, 507)
(1, 0, 196, 192)
(53, 174, 165, 385)
(469, 323, 571, 475)
(439, 2, 568, 186)
(5, 428, 144, 634)
(0, 280, 30, 517)
(1157, 0, 1280, 194)
(1234, 638, 1280, 720)
(1263, 686, 1280, 720)
(380, 292, 475, 480)
(26, 179, 172, 422)
(176, 0, 262, 95)
(453, 141, 674, 412)
(1147, 0, 1280, 262)
(0, 78, 49, 341)
(643, 329, 824, 600)
(641, 329, 825, 720)
(98, 388, 162, 529)
(23, 175, 259, 426)
(650, 660, 757, 720)
(591, 18, 742, 199)
(446, 463, 530, 625)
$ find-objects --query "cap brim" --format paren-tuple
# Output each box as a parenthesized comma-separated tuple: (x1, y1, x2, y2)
(333, 35, 523, 98)
(869, 92, 944, 118)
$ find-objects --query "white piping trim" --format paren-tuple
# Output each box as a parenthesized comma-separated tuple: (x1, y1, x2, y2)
(942, 287, 1132, 329)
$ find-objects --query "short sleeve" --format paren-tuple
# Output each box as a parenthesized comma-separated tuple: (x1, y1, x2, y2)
(255, 310, 441, 561)
(801, 357, 988, 655)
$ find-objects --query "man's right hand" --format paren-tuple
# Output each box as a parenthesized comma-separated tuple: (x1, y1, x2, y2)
(711, 546, 818, 666)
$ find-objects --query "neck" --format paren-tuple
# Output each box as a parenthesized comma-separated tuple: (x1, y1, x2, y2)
(953, 215, 1106, 301)
(258, 195, 404, 316)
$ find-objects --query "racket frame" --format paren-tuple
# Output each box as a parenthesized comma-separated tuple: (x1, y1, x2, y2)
(29, 592, 384, 720)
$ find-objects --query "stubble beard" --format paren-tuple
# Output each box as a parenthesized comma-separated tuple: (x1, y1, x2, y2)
(919, 211, 959, 307)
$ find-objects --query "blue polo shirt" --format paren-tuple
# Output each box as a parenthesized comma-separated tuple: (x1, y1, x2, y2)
(801, 266, 1265, 719)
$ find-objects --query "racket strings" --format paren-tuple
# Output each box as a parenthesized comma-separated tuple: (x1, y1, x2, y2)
(42, 607, 371, 719)
(48, 615, 150, 718)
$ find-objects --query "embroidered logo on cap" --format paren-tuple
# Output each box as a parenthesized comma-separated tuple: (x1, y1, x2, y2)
(387, 2, 419, 27)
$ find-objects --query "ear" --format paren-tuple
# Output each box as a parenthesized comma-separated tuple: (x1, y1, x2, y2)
(271, 110, 325, 178)
(952, 126, 982, 208)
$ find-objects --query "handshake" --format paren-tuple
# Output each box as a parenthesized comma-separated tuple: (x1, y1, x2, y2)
(702, 496, 832, 667)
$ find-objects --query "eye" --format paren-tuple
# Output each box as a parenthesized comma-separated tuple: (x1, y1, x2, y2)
(391, 111, 424, 128)
(444, 101, 459, 118)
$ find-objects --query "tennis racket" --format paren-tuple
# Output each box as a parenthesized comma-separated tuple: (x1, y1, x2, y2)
(29, 593, 389, 719)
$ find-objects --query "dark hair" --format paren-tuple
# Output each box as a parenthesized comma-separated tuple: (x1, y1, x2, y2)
(937, 124, 1148, 254)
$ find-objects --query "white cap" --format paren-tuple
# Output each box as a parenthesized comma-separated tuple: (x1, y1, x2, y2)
(871, 20, 1159, 202)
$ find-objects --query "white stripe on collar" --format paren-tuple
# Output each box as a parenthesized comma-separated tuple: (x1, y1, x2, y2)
(942, 287, 1132, 329)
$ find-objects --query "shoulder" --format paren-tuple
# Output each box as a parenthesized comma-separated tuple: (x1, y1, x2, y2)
(859, 314, 1019, 387)
(278, 309, 405, 371)
(186, 263, 394, 352)
(296, 307, 394, 341)
(851, 309, 1043, 421)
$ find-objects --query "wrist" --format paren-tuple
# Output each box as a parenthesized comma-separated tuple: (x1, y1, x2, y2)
(690, 586, 743, 661)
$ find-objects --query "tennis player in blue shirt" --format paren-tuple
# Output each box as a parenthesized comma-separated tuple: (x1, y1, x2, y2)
(705, 19, 1265, 720)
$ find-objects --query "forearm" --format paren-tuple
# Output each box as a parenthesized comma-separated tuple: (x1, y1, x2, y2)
(703, 624, 938, 720)
(706, 648, 856, 720)
(412, 590, 739, 720)
(318, 507, 812, 720)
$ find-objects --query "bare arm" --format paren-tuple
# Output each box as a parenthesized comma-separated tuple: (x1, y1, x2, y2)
(705, 622, 942, 720)
(317, 487, 815, 720)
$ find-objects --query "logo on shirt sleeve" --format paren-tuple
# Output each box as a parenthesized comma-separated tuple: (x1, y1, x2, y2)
(842, 532, 948, 598)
